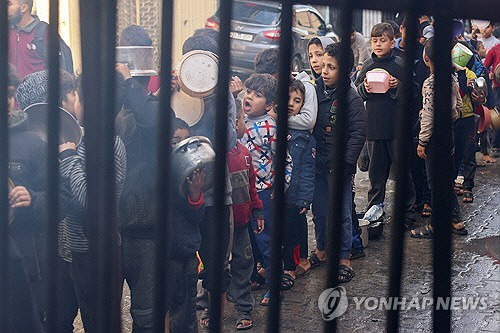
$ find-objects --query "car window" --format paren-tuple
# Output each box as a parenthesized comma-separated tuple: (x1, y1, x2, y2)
(295, 11, 311, 28)
(309, 12, 325, 31)
(231, 2, 281, 25)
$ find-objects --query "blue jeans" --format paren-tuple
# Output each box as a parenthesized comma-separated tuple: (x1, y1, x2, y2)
(251, 188, 273, 284)
(312, 172, 353, 259)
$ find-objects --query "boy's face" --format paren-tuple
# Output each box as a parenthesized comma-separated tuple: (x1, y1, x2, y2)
(62, 90, 77, 118)
(235, 110, 246, 139)
(74, 91, 84, 125)
(321, 54, 340, 88)
(308, 43, 325, 76)
(171, 128, 190, 147)
(478, 43, 487, 58)
(480, 25, 493, 39)
(370, 33, 395, 58)
(242, 88, 273, 117)
(288, 90, 304, 116)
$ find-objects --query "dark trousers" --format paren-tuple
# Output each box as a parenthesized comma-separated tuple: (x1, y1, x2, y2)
(351, 189, 364, 251)
(8, 239, 44, 333)
(250, 189, 273, 284)
(454, 116, 477, 190)
(366, 139, 416, 221)
(198, 206, 231, 293)
(168, 256, 199, 333)
(122, 238, 157, 333)
(424, 143, 462, 225)
(283, 205, 307, 271)
(71, 251, 101, 332)
(411, 142, 431, 207)
(312, 172, 353, 259)
(228, 226, 255, 315)
(57, 257, 78, 332)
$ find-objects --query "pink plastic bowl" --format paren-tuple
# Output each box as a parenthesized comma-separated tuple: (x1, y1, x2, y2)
(366, 69, 390, 93)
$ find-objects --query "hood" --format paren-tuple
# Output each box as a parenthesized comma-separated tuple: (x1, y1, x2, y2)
(308, 37, 335, 79)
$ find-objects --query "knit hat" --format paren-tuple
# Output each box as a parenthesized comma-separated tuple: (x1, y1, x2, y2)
(16, 70, 49, 110)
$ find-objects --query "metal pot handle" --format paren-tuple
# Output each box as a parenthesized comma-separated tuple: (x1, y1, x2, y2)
(179, 136, 212, 152)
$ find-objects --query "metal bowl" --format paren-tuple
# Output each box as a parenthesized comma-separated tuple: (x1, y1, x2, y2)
(171, 136, 215, 197)
(116, 46, 158, 77)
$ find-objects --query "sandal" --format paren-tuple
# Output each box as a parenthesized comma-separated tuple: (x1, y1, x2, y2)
(235, 312, 253, 330)
(280, 273, 295, 291)
(350, 248, 366, 260)
(455, 184, 464, 196)
(250, 272, 266, 291)
(410, 224, 434, 239)
(259, 290, 271, 307)
(294, 264, 310, 278)
(421, 204, 432, 218)
(308, 252, 327, 269)
(200, 308, 210, 329)
(338, 264, 355, 283)
(451, 220, 468, 235)
(462, 190, 474, 203)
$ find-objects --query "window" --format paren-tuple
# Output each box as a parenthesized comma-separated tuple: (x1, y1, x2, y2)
(295, 11, 311, 28)
(309, 12, 325, 31)
(231, 2, 281, 26)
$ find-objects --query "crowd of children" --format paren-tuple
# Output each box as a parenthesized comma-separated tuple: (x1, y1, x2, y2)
(5, 1, 499, 331)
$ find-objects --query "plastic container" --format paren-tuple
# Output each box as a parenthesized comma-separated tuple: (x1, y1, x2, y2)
(363, 203, 385, 222)
(477, 106, 491, 133)
(366, 68, 390, 93)
(358, 219, 370, 248)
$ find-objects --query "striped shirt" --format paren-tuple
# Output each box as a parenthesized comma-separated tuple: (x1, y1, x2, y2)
(58, 136, 127, 262)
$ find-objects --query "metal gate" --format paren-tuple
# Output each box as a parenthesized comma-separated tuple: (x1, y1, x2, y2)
(1, 0, 498, 332)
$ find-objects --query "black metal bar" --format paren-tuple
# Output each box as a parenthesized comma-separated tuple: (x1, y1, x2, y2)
(0, 0, 9, 331)
(431, 1, 453, 331)
(209, 0, 232, 331)
(154, 0, 174, 331)
(45, 0, 60, 331)
(80, 0, 121, 331)
(267, 0, 293, 331)
(324, 0, 352, 332)
(386, 4, 419, 332)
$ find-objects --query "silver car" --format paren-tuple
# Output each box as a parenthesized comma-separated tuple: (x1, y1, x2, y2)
(205, 1, 338, 76)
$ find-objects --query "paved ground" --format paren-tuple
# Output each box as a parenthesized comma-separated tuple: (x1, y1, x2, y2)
(75, 154, 499, 332)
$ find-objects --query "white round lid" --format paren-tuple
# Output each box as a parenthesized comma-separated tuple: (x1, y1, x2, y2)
(178, 51, 218, 96)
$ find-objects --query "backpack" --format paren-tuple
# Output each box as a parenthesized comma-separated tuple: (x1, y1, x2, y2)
(32, 21, 74, 74)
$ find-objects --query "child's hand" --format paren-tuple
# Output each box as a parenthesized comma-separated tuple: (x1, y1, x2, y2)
(116, 63, 132, 80)
(471, 90, 486, 104)
(187, 168, 205, 202)
(299, 207, 308, 214)
(363, 78, 372, 93)
(59, 142, 77, 153)
(389, 76, 398, 89)
(171, 75, 181, 92)
(417, 144, 427, 159)
(9, 186, 31, 208)
(254, 218, 265, 234)
(229, 76, 243, 97)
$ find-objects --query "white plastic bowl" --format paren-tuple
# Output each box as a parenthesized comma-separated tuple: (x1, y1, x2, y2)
(366, 68, 390, 94)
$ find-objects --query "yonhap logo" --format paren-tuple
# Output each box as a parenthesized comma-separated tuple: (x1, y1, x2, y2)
(318, 287, 348, 320)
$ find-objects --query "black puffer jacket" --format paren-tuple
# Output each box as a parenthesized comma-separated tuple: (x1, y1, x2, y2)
(313, 78, 367, 174)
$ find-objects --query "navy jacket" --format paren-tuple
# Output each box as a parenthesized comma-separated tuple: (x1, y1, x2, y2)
(313, 78, 367, 174)
(286, 129, 316, 208)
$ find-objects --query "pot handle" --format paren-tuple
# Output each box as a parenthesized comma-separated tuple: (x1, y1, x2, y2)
(181, 137, 201, 152)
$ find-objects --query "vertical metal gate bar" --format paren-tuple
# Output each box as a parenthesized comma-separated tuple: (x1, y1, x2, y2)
(323, 1, 353, 332)
(210, 0, 232, 331)
(0, 1, 9, 331)
(80, 0, 121, 331)
(431, 1, 453, 331)
(45, 0, 61, 331)
(154, 0, 174, 331)
(386, 3, 419, 332)
(267, 0, 293, 331)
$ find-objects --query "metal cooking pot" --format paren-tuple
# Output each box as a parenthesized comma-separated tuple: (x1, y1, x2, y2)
(25, 103, 83, 146)
(171, 136, 215, 197)
(116, 46, 158, 77)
